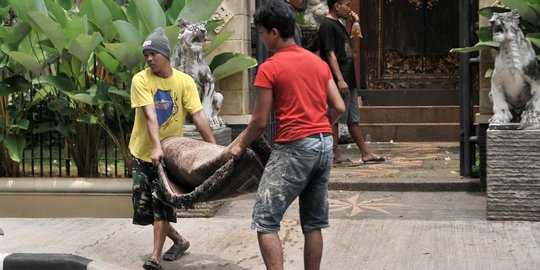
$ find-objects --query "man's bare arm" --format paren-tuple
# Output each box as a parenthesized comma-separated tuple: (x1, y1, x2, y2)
(142, 105, 163, 165)
(326, 51, 349, 94)
(191, 110, 217, 144)
(230, 87, 273, 159)
(327, 79, 345, 124)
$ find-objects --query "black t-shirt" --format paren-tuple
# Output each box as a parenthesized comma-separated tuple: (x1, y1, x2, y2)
(319, 17, 356, 88)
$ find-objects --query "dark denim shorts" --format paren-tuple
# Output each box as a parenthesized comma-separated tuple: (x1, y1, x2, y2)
(251, 133, 333, 233)
(339, 88, 360, 124)
(131, 158, 177, 225)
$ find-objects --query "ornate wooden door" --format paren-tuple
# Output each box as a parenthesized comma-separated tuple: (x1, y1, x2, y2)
(358, 0, 460, 89)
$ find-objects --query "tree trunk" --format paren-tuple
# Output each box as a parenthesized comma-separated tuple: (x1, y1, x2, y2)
(0, 144, 20, 177)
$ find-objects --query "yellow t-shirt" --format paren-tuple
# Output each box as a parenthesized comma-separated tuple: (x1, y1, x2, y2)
(129, 68, 202, 162)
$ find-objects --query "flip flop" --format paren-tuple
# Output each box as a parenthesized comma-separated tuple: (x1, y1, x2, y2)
(333, 158, 362, 167)
(143, 260, 162, 270)
(163, 241, 190, 261)
(362, 156, 387, 164)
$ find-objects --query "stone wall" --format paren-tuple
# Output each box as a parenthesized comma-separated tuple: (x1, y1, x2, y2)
(206, 0, 255, 127)
(486, 128, 540, 221)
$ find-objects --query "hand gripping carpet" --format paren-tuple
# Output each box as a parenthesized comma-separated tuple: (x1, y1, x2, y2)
(156, 134, 271, 209)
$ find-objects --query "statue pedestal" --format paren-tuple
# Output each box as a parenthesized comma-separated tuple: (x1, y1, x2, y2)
(183, 124, 232, 146)
(486, 125, 540, 221)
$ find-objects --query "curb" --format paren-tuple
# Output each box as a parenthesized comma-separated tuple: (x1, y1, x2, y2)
(329, 178, 484, 192)
(0, 253, 129, 270)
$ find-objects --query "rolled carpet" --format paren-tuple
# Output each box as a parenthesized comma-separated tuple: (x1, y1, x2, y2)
(156, 134, 271, 209)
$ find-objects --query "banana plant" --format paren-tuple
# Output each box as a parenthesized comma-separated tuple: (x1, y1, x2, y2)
(451, 0, 540, 63)
(0, 0, 257, 177)
(0, 75, 32, 176)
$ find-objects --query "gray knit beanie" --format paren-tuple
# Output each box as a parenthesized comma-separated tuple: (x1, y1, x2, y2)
(142, 27, 170, 59)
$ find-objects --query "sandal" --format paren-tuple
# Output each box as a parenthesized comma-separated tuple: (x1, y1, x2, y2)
(143, 259, 162, 270)
(163, 241, 190, 261)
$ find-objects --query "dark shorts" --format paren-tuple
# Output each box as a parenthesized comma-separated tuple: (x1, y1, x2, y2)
(131, 158, 177, 225)
(251, 133, 333, 234)
(338, 88, 361, 124)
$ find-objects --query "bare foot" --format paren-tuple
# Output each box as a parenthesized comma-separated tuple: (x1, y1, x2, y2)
(333, 154, 350, 163)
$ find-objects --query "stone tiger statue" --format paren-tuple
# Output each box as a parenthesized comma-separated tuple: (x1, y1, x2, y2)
(171, 19, 224, 126)
(489, 10, 540, 126)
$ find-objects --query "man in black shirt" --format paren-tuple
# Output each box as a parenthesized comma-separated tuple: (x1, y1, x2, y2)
(319, 0, 386, 165)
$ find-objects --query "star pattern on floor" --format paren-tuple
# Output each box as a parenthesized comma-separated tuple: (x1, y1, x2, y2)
(328, 194, 406, 217)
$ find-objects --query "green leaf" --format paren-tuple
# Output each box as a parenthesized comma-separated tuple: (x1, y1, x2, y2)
(501, 0, 537, 23)
(478, 7, 510, 18)
(55, 0, 73, 10)
(206, 19, 224, 33)
(485, 68, 493, 78)
(132, 0, 166, 36)
(527, 32, 540, 48)
(204, 31, 233, 56)
(108, 86, 130, 99)
(3, 75, 32, 94)
(476, 27, 493, 42)
(65, 16, 89, 44)
(105, 42, 143, 69)
(8, 0, 47, 23)
(44, 0, 68, 26)
(70, 93, 99, 105)
(101, 0, 126, 21)
(8, 51, 42, 75)
(96, 47, 121, 74)
(68, 32, 103, 63)
(0, 83, 9, 96)
(28, 11, 68, 50)
(113, 20, 143, 47)
(209, 52, 235, 71)
(77, 114, 99, 124)
(0, 22, 32, 49)
(450, 41, 499, 53)
(178, 0, 222, 22)
(57, 122, 72, 136)
(9, 119, 30, 130)
(212, 54, 257, 81)
(43, 76, 75, 92)
(79, 0, 114, 39)
(33, 121, 57, 133)
(4, 135, 25, 162)
(165, 25, 180, 52)
(165, 0, 191, 24)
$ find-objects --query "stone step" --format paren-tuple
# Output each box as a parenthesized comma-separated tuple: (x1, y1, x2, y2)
(358, 123, 459, 142)
(359, 105, 480, 123)
(359, 88, 479, 106)
(359, 105, 463, 123)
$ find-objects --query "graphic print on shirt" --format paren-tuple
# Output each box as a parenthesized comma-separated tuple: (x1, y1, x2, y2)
(154, 89, 178, 128)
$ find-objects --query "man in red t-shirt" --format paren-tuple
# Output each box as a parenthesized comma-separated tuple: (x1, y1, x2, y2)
(230, 1, 345, 269)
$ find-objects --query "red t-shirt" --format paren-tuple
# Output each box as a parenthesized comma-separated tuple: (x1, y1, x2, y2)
(254, 45, 333, 143)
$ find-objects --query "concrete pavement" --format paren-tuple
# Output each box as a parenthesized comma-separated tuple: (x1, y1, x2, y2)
(1, 191, 539, 269)
(1, 142, 539, 269)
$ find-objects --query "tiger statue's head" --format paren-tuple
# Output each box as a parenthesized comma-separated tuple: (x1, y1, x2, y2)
(490, 9, 521, 43)
(177, 19, 207, 54)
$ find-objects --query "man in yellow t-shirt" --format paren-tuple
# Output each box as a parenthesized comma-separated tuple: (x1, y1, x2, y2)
(129, 27, 216, 270)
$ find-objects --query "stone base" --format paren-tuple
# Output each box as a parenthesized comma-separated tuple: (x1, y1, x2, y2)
(486, 128, 540, 221)
(176, 201, 224, 218)
(183, 126, 232, 146)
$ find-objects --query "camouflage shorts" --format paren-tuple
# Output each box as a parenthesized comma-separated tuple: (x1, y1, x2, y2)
(131, 157, 177, 225)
